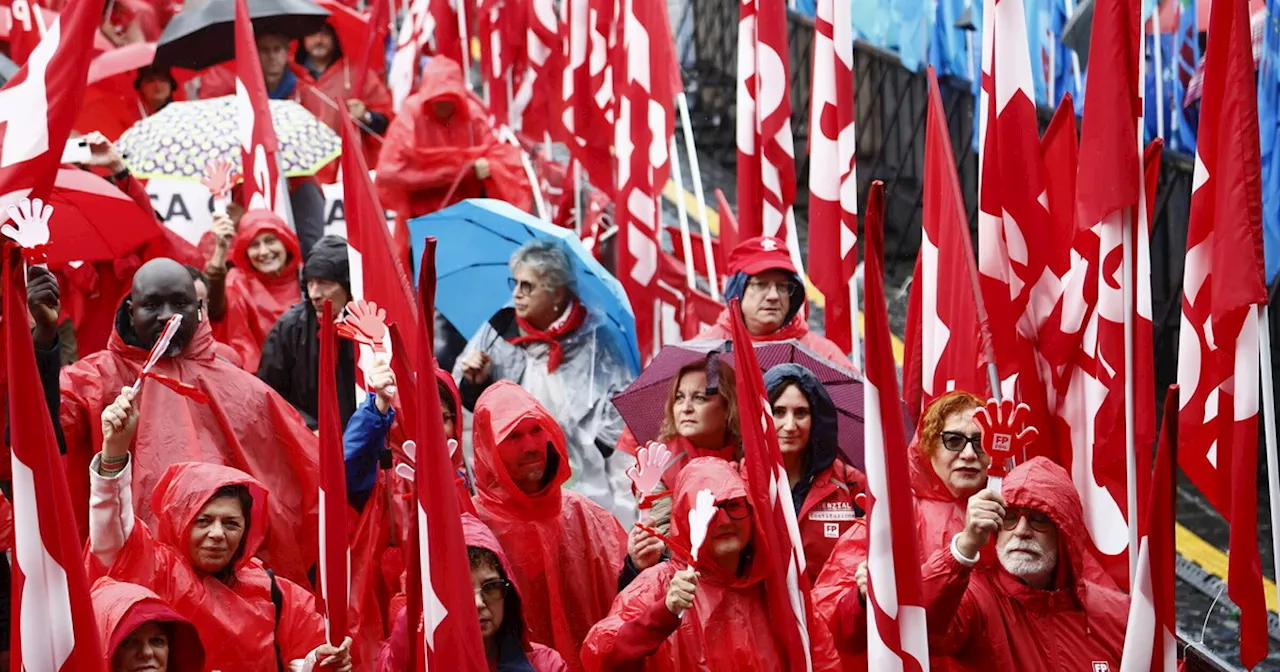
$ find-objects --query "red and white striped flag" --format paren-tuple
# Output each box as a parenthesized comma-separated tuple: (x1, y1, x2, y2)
(613, 0, 677, 361)
(736, 0, 804, 275)
(862, 180, 930, 670)
(478, 0, 525, 126)
(389, 0, 464, 110)
(560, 0, 616, 193)
(807, 0, 857, 354)
(316, 300, 350, 647)
(514, 0, 561, 138)
(1120, 386, 1177, 672)
(904, 67, 992, 424)
(728, 296, 815, 671)
(234, 0, 290, 223)
(5, 252, 104, 669)
(1177, 0, 1270, 663)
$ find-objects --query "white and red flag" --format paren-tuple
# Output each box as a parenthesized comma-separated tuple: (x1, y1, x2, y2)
(514, 0, 561, 138)
(904, 67, 992, 424)
(389, 0, 464, 110)
(478, 0, 525, 126)
(1119, 386, 1177, 672)
(0, 0, 103, 220)
(861, 180, 930, 670)
(3, 251, 103, 668)
(4, 0, 51, 65)
(1177, 0, 1270, 663)
(613, 0, 677, 361)
(806, 0, 857, 354)
(728, 299, 814, 671)
(234, 0, 290, 223)
(560, 0, 616, 193)
(736, 0, 804, 275)
(316, 300, 350, 648)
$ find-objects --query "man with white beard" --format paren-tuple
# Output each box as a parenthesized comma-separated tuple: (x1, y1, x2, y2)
(918, 457, 1130, 670)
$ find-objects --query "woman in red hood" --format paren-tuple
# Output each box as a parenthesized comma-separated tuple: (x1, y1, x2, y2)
(582, 457, 841, 671)
(204, 209, 303, 373)
(470, 381, 627, 672)
(810, 390, 987, 669)
(379, 513, 568, 671)
(87, 386, 352, 672)
(93, 578, 206, 672)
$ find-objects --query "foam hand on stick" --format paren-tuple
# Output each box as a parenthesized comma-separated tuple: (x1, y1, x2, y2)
(201, 158, 237, 215)
(626, 442, 672, 509)
(3, 197, 53, 265)
(974, 397, 1039, 490)
(336, 299, 395, 396)
(131, 314, 183, 395)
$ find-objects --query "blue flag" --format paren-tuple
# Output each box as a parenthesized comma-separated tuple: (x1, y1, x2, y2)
(1261, 0, 1280, 284)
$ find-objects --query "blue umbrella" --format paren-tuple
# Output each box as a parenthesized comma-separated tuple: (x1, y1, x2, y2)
(408, 199, 641, 375)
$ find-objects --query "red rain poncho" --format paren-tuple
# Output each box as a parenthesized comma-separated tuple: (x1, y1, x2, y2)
(291, 58, 394, 172)
(697, 309, 855, 371)
(211, 210, 302, 372)
(921, 457, 1129, 669)
(471, 381, 627, 672)
(88, 461, 326, 671)
(60, 315, 319, 582)
(375, 58, 532, 261)
(378, 513, 569, 671)
(796, 460, 863, 584)
(92, 578, 206, 672)
(582, 457, 841, 671)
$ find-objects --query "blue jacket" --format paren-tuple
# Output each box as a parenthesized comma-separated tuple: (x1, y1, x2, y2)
(343, 392, 395, 510)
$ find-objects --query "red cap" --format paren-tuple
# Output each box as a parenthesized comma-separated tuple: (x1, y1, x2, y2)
(726, 236, 796, 277)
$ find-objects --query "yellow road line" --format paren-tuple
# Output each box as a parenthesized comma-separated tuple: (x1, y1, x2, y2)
(662, 181, 906, 364)
(1177, 522, 1279, 613)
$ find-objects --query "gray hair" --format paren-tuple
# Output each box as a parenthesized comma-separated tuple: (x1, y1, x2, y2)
(509, 239, 576, 295)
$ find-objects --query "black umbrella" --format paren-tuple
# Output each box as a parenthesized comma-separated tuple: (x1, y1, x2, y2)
(155, 0, 330, 71)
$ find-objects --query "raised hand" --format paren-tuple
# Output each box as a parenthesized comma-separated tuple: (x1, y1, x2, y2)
(665, 567, 699, 616)
(973, 398, 1039, 478)
(627, 517, 666, 571)
(686, 488, 717, 562)
(626, 442, 672, 505)
(2, 197, 53, 261)
(956, 489, 1006, 560)
(101, 386, 140, 460)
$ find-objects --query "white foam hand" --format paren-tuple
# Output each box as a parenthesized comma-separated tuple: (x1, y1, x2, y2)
(687, 489, 717, 562)
(2, 197, 52, 251)
(626, 442, 672, 499)
(402, 440, 417, 463)
(200, 158, 236, 214)
(394, 462, 416, 483)
(448, 439, 458, 457)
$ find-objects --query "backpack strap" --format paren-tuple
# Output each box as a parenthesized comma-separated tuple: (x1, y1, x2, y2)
(266, 569, 286, 672)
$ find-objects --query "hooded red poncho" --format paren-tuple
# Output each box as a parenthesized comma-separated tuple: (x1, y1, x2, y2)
(92, 578, 207, 672)
(60, 314, 319, 582)
(212, 210, 303, 373)
(471, 381, 627, 672)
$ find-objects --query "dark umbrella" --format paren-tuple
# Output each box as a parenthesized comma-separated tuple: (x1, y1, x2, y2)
(156, 0, 330, 70)
(0, 54, 17, 87)
(612, 339, 869, 470)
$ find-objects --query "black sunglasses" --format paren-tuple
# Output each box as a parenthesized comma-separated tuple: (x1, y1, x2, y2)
(1001, 507, 1054, 532)
(940, 431, 984, 454)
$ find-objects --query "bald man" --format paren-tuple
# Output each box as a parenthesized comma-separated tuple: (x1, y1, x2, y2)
(58, 258, 320, 582)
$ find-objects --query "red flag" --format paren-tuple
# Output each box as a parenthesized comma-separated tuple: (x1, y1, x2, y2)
(1039, 95, 1078, 288)
(317, 300, 350, 646)
(4, 248, 104, 670)
(560, 0, 616, 193)
(0, 0, 105, 219)
(389, 0, 464, 110)
(4, 0, 51, 65)
(904, 68, 992, 422)
(516, 0, 562, 138)
(409, 238, 488, 670)
(1177, 0, 1269, 663)
(340, 108, 421, 364)
(728, 297, 815, 671)
(234, 0, 289, 222)
(352, 0, 393, 96)
(715, 187, 740, 259)
(478, 0, 525, 126)
(1119, 386, 1177, 672)
(736, 0, 803, 276)
(807, 0, 857, 353)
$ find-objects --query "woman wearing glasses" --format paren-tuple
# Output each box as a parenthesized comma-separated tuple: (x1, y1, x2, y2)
(380, 514, 568, 671)
(582, 457, 841, 671)
(453, 238, 638, 526)
(809, 390, 989, 669)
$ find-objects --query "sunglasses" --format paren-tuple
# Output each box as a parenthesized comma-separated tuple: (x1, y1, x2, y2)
(940, 431, 984, 453)
(716, 499, 752, 521)
(507, 278, 545, 296)
(1001, 507, 1055, 532)
(474, 578, 510, 604)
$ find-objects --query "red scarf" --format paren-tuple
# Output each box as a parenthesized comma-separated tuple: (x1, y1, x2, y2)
(507, 300, 587, 372)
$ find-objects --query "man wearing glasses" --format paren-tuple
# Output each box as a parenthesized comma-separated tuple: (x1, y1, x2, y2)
(925, 457, 1129, 669)
(697, 236, 857, 371)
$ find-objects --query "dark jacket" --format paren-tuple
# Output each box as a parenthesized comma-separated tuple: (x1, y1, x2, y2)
(762, 363, 842, 513)
(257, 301, 356, 430)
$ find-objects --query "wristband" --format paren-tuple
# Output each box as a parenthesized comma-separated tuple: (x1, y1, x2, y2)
(110, 167, 131, 182)
(950, 533, 979, 567)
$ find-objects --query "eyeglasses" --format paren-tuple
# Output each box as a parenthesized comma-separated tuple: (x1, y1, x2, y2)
(474, 578, 510, 604)
(716, 499, 752, 521)
(507, 277, 544, 297)
(1001, 507, 1055, 532)
(744, 279, 798, 296)
(940, 431, 984, 454)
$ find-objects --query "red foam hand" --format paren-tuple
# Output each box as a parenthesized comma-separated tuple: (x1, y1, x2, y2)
(626, 441, 672, 508)
(973, 398, 1039, 477)
(335, 299, 388, 350)
(200, 158, 237, 198)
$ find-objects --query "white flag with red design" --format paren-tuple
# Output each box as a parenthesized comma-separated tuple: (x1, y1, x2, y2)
(389, 0, 463, 110)
(1176, 0, 1270, 664)
(861, 180, 931, 670)
(234, 0, 290, 223)
(479, 0, 524, 127)
(806, 0, 857, 353)
(560, 0, 616, 193)
(736, 0, 804, 275)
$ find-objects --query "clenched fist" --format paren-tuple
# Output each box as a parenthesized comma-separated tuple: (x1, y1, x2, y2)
(956, 489, 1006, 560)
(665, 567, 699, 615)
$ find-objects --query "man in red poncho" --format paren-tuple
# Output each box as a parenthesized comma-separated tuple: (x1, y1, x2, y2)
(376, 57, 532, 262)
(697, 236, 855, 371)
(292, 23, 394, 171)
(470, 381, 626, 672)
(920, 457, 1129, 668)
(58, 258, 319, 583)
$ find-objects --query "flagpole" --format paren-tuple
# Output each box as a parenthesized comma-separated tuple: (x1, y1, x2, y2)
(847, 273, 863, 371)
(670, 135, 698, 291)
(1123, 205, 1139, 587)
(457, 0, 473, 79)
(676, 92, 719, 300)
(1063, 0, 1084, 95)
(1151, 15, 1166, 139)
(573, 160, 584, 236)
(1258, 304, 1280, 617)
